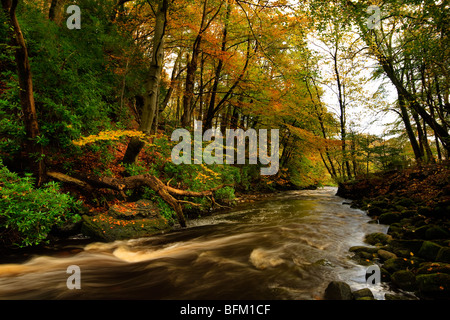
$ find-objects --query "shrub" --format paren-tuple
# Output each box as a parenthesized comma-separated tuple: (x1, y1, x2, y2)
(0, 161, 82, 247)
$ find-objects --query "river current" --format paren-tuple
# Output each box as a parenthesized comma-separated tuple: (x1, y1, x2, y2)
(0, 187, 392, 300)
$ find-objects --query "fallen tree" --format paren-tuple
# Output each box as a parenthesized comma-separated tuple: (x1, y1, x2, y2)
(46, 171, 233, 228)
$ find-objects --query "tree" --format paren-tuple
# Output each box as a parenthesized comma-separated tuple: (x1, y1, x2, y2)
(122, 0, 169, 164)
(1, 0, 45, 185)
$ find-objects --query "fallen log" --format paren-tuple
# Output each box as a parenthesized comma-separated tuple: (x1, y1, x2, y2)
(47, 171, 233, 228)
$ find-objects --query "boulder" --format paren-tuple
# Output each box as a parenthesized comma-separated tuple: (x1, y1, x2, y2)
(377, 249, 397, 261)
(378, 212, 402, 225)
(425, 226, 450, 240)
(383, 257, 411, 273)
(391, 270, 417, 291)
(418, 241, 442, 261)
(81, 208, 173, 242)
(109, 199, 160, 220)
(416, 262, 450, 275)
(436, 247, 450, 263)
(395, 198, 416, 208)
(352, 288, 375, 300)
(349, 246, 379, 254)
(324, 281, 353, 300)
(416, 273, 450, 299)
(388, 239, 424, 255)
(365, 232, 392, 246)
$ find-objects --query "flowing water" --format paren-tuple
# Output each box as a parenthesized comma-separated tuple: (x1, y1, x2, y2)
(0, 187, 392, 300)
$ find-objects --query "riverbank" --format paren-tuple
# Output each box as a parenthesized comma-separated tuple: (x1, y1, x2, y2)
(337, 163, 450, 300)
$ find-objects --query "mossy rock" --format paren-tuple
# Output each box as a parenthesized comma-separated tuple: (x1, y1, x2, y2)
(365, 232, 392, 246)
(349, 246, 380, 254)
(324, 281, 353, 300)
(416, 262, 450, 275)
(378, 212, 402, 225)
(425, 226, 450, 240)
(437, 247, 450, 263)
(109, 199, 160, 220)
(395, 198, 416, 208)
(383, 257, 411, 273)
(371, 200, 390, 209)
(81, 213, 173, 242)
(416, 273, 450, 298)
(388, 239, 424, 255)
(418, 241, 442, 261)
(391, 270, 417, 291)
(352, 288, 375, 300)
(367, 206, 383, 216)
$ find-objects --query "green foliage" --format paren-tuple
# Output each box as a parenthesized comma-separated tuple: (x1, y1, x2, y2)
(214, 186, 235, 201)
(0, 161, 82, 247)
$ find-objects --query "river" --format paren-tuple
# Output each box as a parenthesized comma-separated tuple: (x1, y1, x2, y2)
(0, 187, 392, 300)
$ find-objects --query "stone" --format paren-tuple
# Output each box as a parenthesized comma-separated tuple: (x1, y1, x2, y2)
(383, 257, 410, 273)
(425, 226, 450, 240)
(416, 262, 450, 275)
(324, 281, 353, 300)
(377, 249, 397, 261)
(391, 270, 417, 291)
(378, 212, 402, 225)
(436, 247, 450, 263)
(418, 241, 442, 261)
(349, 246, 379, 254)
(80, 212, 172, 242)
(108, 199, 160, 220)
(395, 198, 415, 208)
(352, 288, 375, 300)
(416, 273, 450, 298)
(365, 232, 392, 246)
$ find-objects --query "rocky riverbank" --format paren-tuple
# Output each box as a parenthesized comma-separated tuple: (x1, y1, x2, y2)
(334, 164, 450, 300)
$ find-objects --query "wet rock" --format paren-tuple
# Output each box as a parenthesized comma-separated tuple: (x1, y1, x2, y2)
(391, 270, 417, 291)
(324, 281, 353, 300)
(349, 246, 379, 254)
(352, 288, 375, 300)
(365, 232, 392, 246)
(377, 249, 397, 261)
(418, 241, 442, 261)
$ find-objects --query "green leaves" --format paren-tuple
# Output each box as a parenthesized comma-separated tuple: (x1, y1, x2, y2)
(0, 161, 82, 247)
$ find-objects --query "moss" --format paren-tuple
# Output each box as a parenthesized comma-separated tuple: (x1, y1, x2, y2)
(80, 213, 172, 242)
(418, 241, 442, 261)
(391, 270, 417, 291)
(364, 232, 392, 246)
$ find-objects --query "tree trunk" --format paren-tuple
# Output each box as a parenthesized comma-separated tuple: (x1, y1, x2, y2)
(47, 171, 233, 228)
(2, 0, 45, 185)
(122, 0, 169, 164)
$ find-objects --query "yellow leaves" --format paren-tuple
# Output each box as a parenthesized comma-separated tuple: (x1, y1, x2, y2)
(72, 130, 148, 147)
